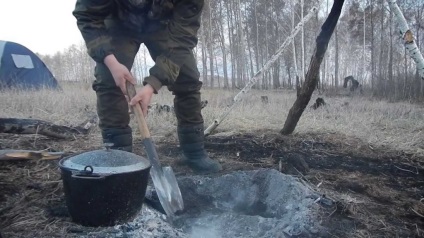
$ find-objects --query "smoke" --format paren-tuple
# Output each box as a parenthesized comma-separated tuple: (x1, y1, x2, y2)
(189, 225, 220, 238)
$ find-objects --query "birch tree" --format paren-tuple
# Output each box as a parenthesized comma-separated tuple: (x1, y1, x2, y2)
(217, 0, 229, 89)
(292, 1, 300, 90)
(301, 0, 306, 84)
(208, 0, 215, 88)
(387, 0, 424, 81)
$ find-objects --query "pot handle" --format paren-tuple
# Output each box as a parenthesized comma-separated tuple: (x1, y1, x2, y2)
(71, 165, 106, 180)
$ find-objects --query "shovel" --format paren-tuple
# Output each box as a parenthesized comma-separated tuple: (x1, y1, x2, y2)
(126, 81, 184, 219)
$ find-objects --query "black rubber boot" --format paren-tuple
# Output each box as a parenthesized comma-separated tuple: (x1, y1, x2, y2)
(101, 127, 133, 152)
(177, 124, 222, 174)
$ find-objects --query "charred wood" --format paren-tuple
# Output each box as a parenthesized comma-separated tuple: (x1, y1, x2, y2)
(0, 118, 95, 139)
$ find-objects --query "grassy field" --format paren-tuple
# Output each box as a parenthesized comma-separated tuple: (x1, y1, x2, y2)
(1, 82, 423, 157)
(1, 82, 424, 237)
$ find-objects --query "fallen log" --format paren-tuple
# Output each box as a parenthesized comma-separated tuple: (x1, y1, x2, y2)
(0, 150, 64, 161)
(0, 118, 95, 139)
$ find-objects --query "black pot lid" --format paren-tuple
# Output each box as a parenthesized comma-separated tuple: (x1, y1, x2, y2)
(60, 146, 151, 174)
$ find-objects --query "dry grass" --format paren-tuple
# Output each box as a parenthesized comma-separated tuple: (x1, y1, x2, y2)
(1, 82, 423, 157)
(1, 83, 423, 237)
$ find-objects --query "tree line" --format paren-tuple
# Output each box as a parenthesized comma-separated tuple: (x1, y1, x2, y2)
(38, 0, 424, 101)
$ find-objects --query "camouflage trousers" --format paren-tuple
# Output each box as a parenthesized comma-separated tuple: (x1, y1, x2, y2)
(92, 27, 204, 136)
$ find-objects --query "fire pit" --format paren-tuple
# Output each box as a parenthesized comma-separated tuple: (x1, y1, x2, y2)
(75, 169, 326, 237)
(173, 169, 324, 237)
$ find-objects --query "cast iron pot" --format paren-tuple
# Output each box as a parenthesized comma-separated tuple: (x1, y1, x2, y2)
(58, 146, 151, 227)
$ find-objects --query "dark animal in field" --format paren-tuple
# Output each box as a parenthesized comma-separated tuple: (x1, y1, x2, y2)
(343, 76, 363, 94)
(148, 103, 173, 114)
(311, 97, 326, 110)
(261, 96, 269, 104)
(200, 100, 208, 109)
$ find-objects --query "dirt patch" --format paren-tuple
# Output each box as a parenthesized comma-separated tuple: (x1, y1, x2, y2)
(0, 131, 423, 237)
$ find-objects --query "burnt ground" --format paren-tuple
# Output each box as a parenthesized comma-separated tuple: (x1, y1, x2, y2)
(0, 130, 423, 237)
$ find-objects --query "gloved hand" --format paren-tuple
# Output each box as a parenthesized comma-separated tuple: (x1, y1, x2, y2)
(129, 84, 155, 116)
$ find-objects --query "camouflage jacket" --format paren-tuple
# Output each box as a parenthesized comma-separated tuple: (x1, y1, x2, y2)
(73, 0, 203, 64)
(73, 0, 149, 63)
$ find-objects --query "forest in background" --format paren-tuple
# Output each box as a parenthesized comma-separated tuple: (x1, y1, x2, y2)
(38, 0, 424, 101)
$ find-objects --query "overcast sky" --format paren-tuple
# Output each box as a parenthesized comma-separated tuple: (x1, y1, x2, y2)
(0, 0, 83, 55)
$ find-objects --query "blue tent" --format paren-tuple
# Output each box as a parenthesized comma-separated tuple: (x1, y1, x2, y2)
(0, 40, 59, 90)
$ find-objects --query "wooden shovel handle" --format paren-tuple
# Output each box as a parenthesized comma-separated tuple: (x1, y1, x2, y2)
(126, 81, 151, 139)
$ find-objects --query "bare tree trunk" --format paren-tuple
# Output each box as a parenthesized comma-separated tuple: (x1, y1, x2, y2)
(225, 0, 236, 89)
(218, 1, 229, 89)
(404, 48, 408, 98)
(325, 0, 330, 89)
(247, 36, 255, 80)
(301, 0, 306, 83)
(244, 9, 255, 80)
(334, 27, 339, 88)
(254, 0, 261, 90)
(389, 6, 395, 100)
(378, 0, 385, 96)
(287, 65, 292, 89)
(292, 1, 299, 90)
(322, 56, 326, 90)
(236, 0, 246, 88)
(417, 6, 423, 99)
(262, 3, 269, 89)
(371, 0, 376, 93)
(208, 0, 215, 88)
(215, 56, 221, 88)
(281, 0, 345, 135)
(363, 6, 367, 85)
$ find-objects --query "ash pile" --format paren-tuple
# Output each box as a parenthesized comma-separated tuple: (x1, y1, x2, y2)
(80, 169, 329, 238)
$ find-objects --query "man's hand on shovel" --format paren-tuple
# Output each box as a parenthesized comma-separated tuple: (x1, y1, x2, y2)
(104, 54, 137, 96)
(103, 54, 155, 115)
(129, 84, 155, 117)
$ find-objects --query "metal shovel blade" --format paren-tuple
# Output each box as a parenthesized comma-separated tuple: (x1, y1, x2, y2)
(162, 166, 184, 211)
(149, 165, 184, 218)
(142, 138, 184, 218)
